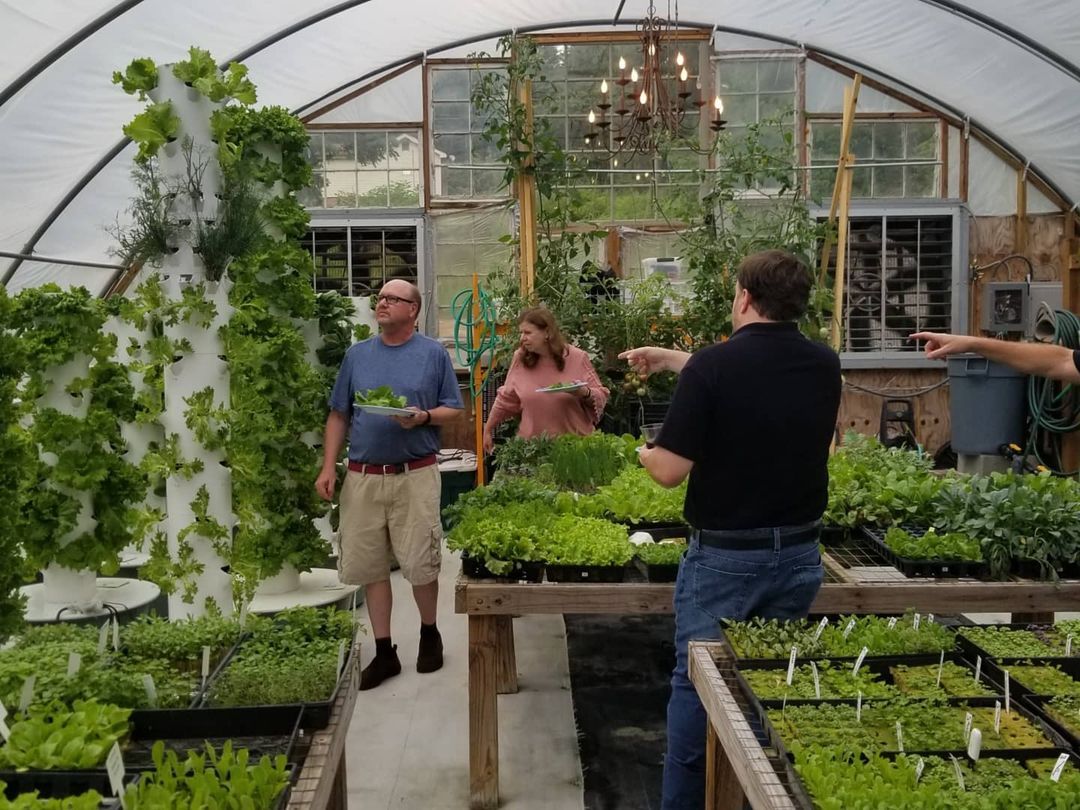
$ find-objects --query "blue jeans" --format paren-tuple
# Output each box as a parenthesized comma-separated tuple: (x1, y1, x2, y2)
(661, 527, 824, 810)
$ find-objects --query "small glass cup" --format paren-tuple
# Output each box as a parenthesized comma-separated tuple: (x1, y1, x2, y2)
(641, 423, 663, 449)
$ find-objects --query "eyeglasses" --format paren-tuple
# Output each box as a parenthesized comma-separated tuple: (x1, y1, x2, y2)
(376, 294, 416, 306)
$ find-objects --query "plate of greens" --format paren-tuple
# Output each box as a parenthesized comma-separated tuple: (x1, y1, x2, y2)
(536, 380, 587, 394)
(355, 386, 414, 416)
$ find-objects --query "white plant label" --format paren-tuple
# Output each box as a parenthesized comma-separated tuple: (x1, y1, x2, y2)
(994, 701, 1002, 734)
(97, 622, 109, 654)
(67, 651, 81, 678)
(950, 754, 965, 791)
(913, 613, 921, 631)
(813, 616, 829, 642)
(895, 721, 904, 753)
(967, 727, 982, 762)
(18, 676, 35, 715)
(1005, 671, 1011, 713)
(810, 661, 821, 700)
(1051, 753, 1070, 782)
(201, 645, 211, 682)
(142, 674, 158, 708)
(974, 656, 982, 684)
(852, 646, 869, 677)
(0, 701, 9, 741)
(238, 602, 249, 629)
(112, 617, 120, 652)
(106, 742, 125, 797)
(936, 650, 945, 687)
(1067, 634, 1074, 657)
(927, 613, 935, 625)
(350, 589, 358, 613)
(964, 711, 973, 742)
(786, 646, 798, 686)
(337, 639, 347, 678)
(843, 617, 856, 639)
(856, 691, 863, 723)
(887, 616, 898, 630)
(915, 757, 925, 783)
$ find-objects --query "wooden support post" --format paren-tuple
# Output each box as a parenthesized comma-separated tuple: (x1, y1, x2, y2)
(818, 75, 861, 294)
(494, 615, 518, 694)
(512, 45, 538, 297)
(705, 724, 747, 810)
(939, 120, 949, 198)
(959, 126, 970, 203)
(606, 227, 622, 277)
(830, 161, 855, 351)
(469, 615, 500, 809)
(471, 273, 486, 487)
(1016, 166, 1029, 256)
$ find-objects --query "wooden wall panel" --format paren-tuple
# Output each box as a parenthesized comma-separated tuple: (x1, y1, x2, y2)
(837, 368, 950, 456)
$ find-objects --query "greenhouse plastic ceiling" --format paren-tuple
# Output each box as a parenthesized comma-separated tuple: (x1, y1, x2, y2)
(2, 0, 1080, 291)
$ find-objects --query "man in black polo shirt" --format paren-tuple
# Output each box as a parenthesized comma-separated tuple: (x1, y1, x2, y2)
(621, 249, 841, 809)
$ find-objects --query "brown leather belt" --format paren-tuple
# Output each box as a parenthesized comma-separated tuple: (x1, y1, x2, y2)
(347, 454, 438, 475)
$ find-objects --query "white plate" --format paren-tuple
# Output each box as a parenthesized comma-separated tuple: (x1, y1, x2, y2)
(535, 382, 587, 394)
(356, 404, 416, 416)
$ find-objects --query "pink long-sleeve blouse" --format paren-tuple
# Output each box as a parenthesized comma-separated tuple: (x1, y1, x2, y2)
(487, 345, 610, 439)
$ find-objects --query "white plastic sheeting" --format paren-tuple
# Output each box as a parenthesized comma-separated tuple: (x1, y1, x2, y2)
(1, 0, 1078, 288)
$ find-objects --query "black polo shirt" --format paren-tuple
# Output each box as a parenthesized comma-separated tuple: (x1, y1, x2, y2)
(656, 322, 842, 531)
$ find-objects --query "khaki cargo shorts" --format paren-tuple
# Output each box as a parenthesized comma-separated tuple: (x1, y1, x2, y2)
(338, 464, 443, 586)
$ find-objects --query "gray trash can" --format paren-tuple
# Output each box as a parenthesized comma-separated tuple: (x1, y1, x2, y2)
(947, 354, 1027, 454)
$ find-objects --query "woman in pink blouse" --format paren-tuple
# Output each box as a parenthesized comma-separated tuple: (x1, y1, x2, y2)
(482, 307, 610, 454)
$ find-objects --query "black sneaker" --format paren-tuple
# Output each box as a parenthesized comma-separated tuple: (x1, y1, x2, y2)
(360, 646, 401, 690)
(416, 629, 444, 673)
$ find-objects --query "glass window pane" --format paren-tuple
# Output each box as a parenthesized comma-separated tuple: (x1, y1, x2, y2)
(386, 133, 420, 170)
(874, 165, 905, 197)
(810, 123, 841, 159)
(537, 46, 568, 80)
(719, 61, 757, 94)
(472, 169, 506, 197)
(433, 133, 470, 165)
(567, 80, 602, 116)
(354, 171, 389, 207)
(906, 165, 937, 197)
(324, 133, 355, 166)
(759, 60, 795, 92)
(873, 123, 903, 159)
(566, 44, 609, 78)
(298, 175, 323, 208)
(432, 68, 470, 101)
(759, 92, 795, 121)
(432, 101, 470, 132)
(907, 122, 938, 158)
(851, 166, 873, 197)
(849, 124, 873, 160)
(444, 167, 472, 197)
(471, 135, 502, 164)
(613, 187, 654, 219)
(356, 132, 389, 169)
(391, 171, 421, 206)
(305, 134, 324, 170)
(724, 94, 757, 126)
(324, 171, 357, 207)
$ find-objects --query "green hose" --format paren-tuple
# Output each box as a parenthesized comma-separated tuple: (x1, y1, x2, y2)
(1025, 308, 1080, 474)
(451, 286, 499, 400)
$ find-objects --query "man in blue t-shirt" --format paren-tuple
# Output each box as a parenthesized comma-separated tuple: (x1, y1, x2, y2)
(316, 279, 463, 691)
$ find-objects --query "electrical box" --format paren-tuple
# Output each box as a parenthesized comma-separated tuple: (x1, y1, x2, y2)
(981, 283, 1028, 333)
(1028, 282, 1063, 339)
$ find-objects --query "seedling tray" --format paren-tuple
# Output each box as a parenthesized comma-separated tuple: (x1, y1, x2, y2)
(818, 524, 850, 546)
(461, 554, 545, 583)
(0, 770, 138, 801)
(734, 653, 1006, 705)
(619, 520, 690, 541)
(861, 526, 989, 579)
(199, 632, 358, 730)
(545, 564, 626, 583)
(982, 657, 1080, 702)
(634, 558, 679, 582)
(1023, 695, 1080, 754)
(956, 623, 1080, 665)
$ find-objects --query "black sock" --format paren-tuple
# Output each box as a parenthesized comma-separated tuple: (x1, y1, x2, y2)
(420, 621, 439, 639)
(375, 637, 395, 657)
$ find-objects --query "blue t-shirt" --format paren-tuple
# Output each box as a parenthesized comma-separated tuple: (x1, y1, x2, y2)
(329, 333, 464, 464)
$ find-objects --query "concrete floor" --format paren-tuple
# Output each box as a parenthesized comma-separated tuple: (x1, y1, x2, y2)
(345, 547, 585, 809)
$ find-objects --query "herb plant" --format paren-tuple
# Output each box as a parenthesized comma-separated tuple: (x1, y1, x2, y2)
(1010, 664, 1080, 696)
(742, 660, 896, 699)
(883, 527, 982, 562)
(635, 542, 687, 567)
(889, 662, 997, 698)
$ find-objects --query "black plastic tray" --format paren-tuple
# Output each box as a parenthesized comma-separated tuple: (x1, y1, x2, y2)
(461, 553, 544, 583)
(1023, 695, 1080, 754)
(634, 558, 680, 582)
(734, 652, 1005, 704)
(200, 632, 358, 730)
(545, 564, 627, 583)
(861, 526, 989, 579)
(818, 524, 850, 546)
(956, 623, 1079, 665)
(619, 520, 690, 541)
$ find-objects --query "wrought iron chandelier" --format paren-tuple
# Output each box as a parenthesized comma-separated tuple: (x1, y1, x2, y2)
(583, 1, 726, 160)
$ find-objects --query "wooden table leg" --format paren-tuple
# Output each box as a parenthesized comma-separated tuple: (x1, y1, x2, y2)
(706, 722, 746, 810)
(469, 614, 500, 809)
(329, 750, 347, 809)
(495, 615, 518, 695)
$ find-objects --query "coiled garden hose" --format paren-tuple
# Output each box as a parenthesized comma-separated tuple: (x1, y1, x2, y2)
(451, 286, 499, 400)
(1025, 307, 1080, 474)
